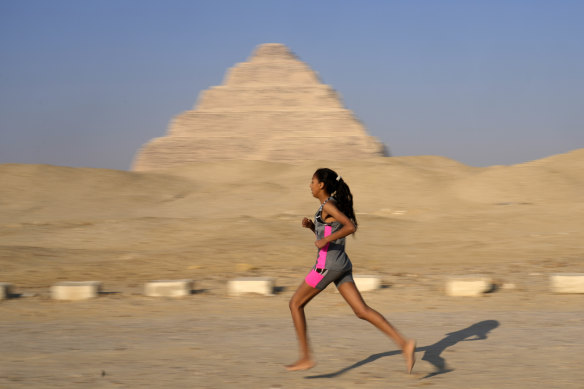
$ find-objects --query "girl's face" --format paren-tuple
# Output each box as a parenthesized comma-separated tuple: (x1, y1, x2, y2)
(310, 175, 324, 198)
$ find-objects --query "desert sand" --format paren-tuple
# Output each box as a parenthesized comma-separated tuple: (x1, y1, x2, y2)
(1, 149, 583, 388)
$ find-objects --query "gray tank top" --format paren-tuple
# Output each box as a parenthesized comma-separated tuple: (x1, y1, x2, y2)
(313, 197, 352, 271)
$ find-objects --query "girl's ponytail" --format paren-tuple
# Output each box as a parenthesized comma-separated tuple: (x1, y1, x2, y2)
(313, 168, 358, 231)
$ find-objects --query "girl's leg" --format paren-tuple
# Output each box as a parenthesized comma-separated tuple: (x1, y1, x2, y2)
(285, 281, 322, 371)
(337, 281, 416, 373)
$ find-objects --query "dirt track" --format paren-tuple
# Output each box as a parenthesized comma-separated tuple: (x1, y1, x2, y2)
(1, 286, 582, 388)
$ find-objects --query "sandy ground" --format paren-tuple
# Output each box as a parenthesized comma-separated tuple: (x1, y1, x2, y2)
(1, 288, 582, 388)
(1, 149, 583, 387)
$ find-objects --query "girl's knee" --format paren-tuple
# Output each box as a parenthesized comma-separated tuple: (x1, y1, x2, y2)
(289, 296, 302, 311)
(354, 306, 372, 320)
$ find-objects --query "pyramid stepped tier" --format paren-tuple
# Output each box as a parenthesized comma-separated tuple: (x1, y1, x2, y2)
(223, 62, 321, 86)
(168, 110, 367, 137)
(196, 86, 344, 111)
(133, 135, 385, 170)
(132, 43, 387, 171)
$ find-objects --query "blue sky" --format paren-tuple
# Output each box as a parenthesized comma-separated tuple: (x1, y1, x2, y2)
(1, 0, 583, 169)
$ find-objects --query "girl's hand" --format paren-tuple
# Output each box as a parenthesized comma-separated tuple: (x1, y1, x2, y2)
(315, 238, 329, 249)
(302, 217, 314, 230)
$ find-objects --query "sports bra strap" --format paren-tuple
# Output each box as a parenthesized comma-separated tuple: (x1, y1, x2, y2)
(317, 196, 334, 219)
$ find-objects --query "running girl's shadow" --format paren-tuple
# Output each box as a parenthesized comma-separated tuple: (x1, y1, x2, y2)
(305, 320, 499, 380)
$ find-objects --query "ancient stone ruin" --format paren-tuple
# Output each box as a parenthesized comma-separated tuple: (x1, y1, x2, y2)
(132, 43, 387, 171)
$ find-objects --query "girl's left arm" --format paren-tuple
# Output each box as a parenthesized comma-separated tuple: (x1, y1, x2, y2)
(315, 202, 356, 249)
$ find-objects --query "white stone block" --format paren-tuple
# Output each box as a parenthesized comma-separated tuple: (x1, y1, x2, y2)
(145, 280, 193, 297)
(0, 283, 12, 300)
(446, 276, 493, 297)
(354, 275, 382, 292)
(51, 281, 102, 301)
(550, 273, 584, 294)
(228, 277, 275, 296)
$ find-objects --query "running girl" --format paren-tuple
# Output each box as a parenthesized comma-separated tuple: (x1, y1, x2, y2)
(285, 168, 416, 373)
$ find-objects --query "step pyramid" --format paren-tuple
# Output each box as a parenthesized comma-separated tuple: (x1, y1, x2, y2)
(132, 43, 387, 171)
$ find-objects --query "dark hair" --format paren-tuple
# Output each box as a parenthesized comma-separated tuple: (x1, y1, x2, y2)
(313, 168, 358, 231)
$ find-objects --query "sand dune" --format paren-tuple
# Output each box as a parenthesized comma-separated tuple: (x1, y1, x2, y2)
(0, 149, 583, 289)
(453, 148, 584, 203)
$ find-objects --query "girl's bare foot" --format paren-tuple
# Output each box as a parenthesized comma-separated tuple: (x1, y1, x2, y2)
(403, 339, 416, 374)
(285, 358, 316, 371)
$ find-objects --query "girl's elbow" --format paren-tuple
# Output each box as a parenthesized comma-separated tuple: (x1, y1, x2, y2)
(347, 223, 356, 234)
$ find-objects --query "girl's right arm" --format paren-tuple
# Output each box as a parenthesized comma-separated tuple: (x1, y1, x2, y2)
(302, 217, 315, 233)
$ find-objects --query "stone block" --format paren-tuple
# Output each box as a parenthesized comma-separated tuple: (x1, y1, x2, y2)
(145, 280, 193, 297)
(550, 273, 584, 293)
(353, 275, 382, 292)
(446, 276, 493, 297)
(51, 281, 102, 301)
(228, 277, 275, 296)
(0, 283, 12, 300)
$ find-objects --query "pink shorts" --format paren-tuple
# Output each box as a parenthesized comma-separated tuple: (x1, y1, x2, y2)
(305, 266, 354, 290)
